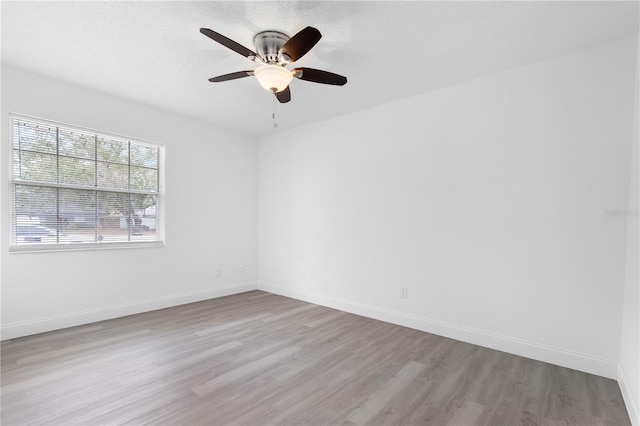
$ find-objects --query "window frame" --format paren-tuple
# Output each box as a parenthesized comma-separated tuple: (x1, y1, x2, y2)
(8, 113, 165, 253)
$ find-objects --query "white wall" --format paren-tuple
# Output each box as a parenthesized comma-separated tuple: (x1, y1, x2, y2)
(258, 37, 637, 379)
(1, 65, 259, 339)
(619, 37, 640, 426)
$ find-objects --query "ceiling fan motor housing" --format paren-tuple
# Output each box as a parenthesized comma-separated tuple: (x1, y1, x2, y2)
(254, 30, 290, 64)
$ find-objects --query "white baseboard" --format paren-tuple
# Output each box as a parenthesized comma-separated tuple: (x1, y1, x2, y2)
(258, 281, 618, 379)
(1, 282, 257, 341)
(619, 363, 640, 425)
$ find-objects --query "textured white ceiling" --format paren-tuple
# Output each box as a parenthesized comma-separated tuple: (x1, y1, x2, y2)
(2, 1, 638, 137)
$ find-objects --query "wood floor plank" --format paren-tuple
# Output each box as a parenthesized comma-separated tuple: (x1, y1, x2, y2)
(192, 345, 302, 397)
(346, 360, 427, 424)
(0, 291, 631, 426)
(446, 401, 486, 426)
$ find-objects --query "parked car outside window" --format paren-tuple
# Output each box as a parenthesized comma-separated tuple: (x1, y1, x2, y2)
(15, 225, 57, 243)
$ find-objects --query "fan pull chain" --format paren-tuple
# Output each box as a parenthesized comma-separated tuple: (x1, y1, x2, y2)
(272, 97, 278, 129)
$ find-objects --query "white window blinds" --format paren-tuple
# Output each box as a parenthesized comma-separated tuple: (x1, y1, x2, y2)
(10, 115, 164, 251)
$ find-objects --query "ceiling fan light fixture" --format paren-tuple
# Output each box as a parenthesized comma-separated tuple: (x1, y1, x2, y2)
(201, 26, 347, 103)
(254, 64, 293, 93)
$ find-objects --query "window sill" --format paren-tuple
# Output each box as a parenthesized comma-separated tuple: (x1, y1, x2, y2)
(9, 240, 165, 254)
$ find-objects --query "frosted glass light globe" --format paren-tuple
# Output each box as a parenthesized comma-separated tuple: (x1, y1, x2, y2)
(254, 64, 293, 93)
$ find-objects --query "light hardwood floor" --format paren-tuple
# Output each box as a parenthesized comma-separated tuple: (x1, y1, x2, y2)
(1, 291, 631, 425)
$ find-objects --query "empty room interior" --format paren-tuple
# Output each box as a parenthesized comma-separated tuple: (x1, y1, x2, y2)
(1, 1, 639, 425)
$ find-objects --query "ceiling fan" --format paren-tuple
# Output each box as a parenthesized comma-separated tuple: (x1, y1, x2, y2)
(200, 26, 347, 103)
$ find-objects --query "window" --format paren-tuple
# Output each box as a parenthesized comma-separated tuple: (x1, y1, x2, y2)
(9, 115, 164, 252)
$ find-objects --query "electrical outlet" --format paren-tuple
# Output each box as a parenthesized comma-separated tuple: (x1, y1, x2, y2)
(216, 268, 222, 278)
(400, 287, 408, 299)
(300, 275, 306, 281)
(240, 265, 246, 273)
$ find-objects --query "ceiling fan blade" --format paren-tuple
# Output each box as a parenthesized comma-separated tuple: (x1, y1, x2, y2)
(208, 71, 254, 82)
(200, 28, 257, 59)
(280, 26, 322, 62)
(292, 68, 347, 86)
(275, 86, 291, 103)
